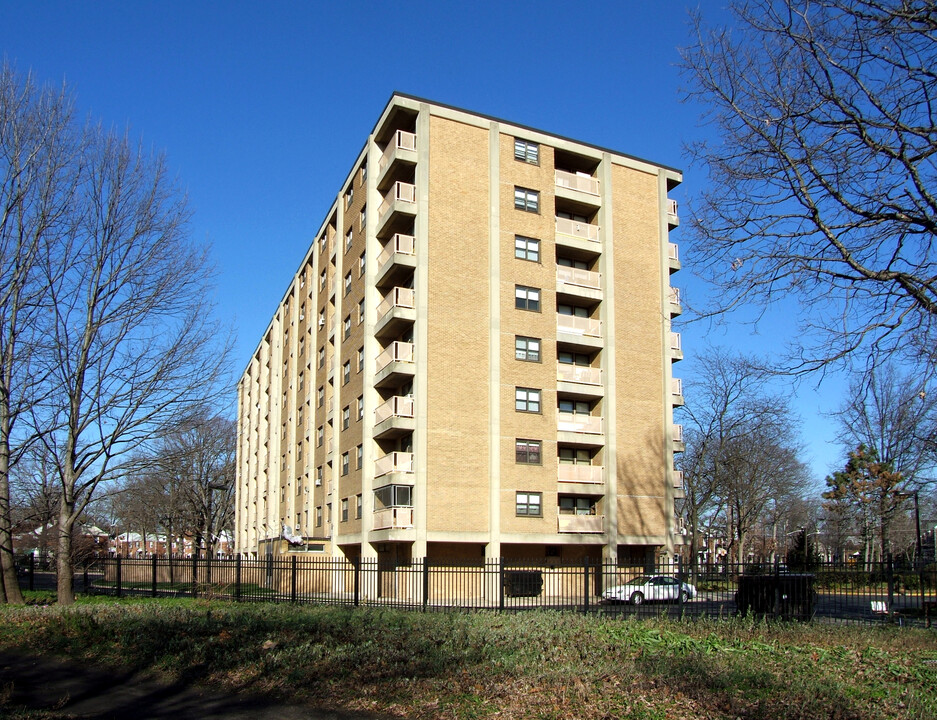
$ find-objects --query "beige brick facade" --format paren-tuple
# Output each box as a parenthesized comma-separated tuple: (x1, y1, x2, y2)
(235, 94, 683, 565)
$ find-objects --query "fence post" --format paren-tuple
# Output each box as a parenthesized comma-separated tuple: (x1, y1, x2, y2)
(235, 554, 242, 602)
(677, 555, 685, 607)
(886, 553, 895, 614)
(116, 555, 122, 598)
(498, 558, 505, 612)
(151, 555, 158, 597)
(353, 556, 360, 607)
(291, 555, 297, 603)
(83, 561, 89, 594)
(583, 557, 590, 613)
(773, 557, 780, 618)
(191, 551, 198, 598)
(28, 552, 34, 592)
(422, 557, 430, 612)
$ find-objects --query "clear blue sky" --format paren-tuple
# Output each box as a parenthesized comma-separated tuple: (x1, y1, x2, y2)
(1, 0, 847, 484)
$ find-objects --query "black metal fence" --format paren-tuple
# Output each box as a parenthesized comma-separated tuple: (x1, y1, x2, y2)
(19, 554, 937, 626)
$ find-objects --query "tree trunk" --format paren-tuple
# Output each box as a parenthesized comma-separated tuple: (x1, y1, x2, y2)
(0, 417, 24, 604)
(56, 498, 75, 605)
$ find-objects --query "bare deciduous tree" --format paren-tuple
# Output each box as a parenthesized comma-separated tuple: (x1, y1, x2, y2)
(682, 1, 937, 371)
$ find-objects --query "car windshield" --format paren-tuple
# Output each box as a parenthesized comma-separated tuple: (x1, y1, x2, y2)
(629, 576, 651, 585)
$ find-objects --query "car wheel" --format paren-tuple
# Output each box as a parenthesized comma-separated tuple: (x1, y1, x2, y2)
(679, 590, 690, 603)
(630, 591, 644, 606)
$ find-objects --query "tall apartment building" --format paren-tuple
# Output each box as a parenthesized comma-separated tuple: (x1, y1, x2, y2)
(235, 94, 685, 568)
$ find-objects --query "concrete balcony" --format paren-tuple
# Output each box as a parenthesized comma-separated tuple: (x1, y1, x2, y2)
(375, 287, 416, 339)
(558, 463, 604, 485)
(556, 364, 604, 400)
(667, 198, 680, 228)
(673, 470, 685, 499)
(373, 506, 414, 530)
(375, 341, 415, 389)
(556, 315, 603, 350)
(377, 181, 417, 236)
(376, 233, 416, 288)
(557, 513, 605, 534)
(554, 169, 600, 207)
(669, 242, 681, 273)
(557, 413, 605, 448)
(374, 396, 415, 439)
(669, 286, 682, 317)
(374, 451, 414, 480)
(556, 265, 602, 302)
(673, 423, 685, 452)
(672, 377, 684, 407)
(377, 130, 417, 189)
(555, 216, 600, 254)
(671, 331, 683, 361)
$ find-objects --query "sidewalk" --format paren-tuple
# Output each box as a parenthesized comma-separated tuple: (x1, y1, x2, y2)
(0, 650, 395, 719)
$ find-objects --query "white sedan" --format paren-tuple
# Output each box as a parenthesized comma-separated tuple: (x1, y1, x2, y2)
(602, 575, 696, 605)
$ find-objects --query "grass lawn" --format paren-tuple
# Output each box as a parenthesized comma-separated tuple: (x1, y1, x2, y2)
(1, 595, 936, 719)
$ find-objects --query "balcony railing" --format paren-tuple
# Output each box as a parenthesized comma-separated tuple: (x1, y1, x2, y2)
(556, 265, 601, 290)
(557, 514, 605, 534)
(378, 130, 417, 173)
(673, 424, 683, 442)
(375, 396, 414, 425)
(667, 198, 679, 224)
(376, 341, 414, 373)
(671, 332, 682, 353)
(377, 233, 415, 267)
(377, 287, 415, 321)
(557, 413, 603, 434)
(557, 364, 602, 385)
(378, 181, 416, 216)
(669, 242, 679, 262)
(373, 506, 413, 530)
(555, 169, 599, 196)
(672, 377, 683, 397)
(558, 464, 604, 484)
(669, 287, 681, 307)
(557, 314, 602, 338)
(555, 216, 599, 242)
(673, 470, 684, 488)
(375, 451, 413, 478)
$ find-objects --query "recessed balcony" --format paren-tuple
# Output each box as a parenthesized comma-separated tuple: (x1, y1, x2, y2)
(377, 130, 417, 190)
(374, 451, 414, 480)
(372, 506, 413, 530)
(376, 233, 416, 288)
(669, 242, 681, 273)
(669, 287, 682, 317)
(671, 332, 683, 361)
(673, 423, 685, 452)
(672, 377, 684, 407)
(673, 470, 685, 499)
(557, 413, 605, 448)
(375, 287, 416, 339)
(556, 364, 604, 400)
(374, 396, 415, 439)
(667, 198, 680, 228)
(377, 181, 417, 236)
(556, 266, 602, 302)
(557, 513, 605, 534)
(554, 169, 600, 207)
(375, 341, 415, 388)
(556, 315, 603, 350)
(555, 216, 600, 252)
(558, 463, 604, 486)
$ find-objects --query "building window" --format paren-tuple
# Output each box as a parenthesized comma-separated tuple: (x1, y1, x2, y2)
(316, 466, 323, 485)
(357, 347, 364, 372)
(559, 447, 592, 464)
(319, 234, 327, 253)
(341, 498, 349, 522)
(558, 350, 591, 366)
(559, 398, 591, 415)
(558, 303, 588, 317)
(344, 272, 352, 296)
(356, 444, 363, 469)
(345, 229, 353, 252)
(319, 269, 327, 290)
(516, 492, 542, 517)
(515, 439, 542, 465)
(356, 494, 362, 519)
(514, 187, 539, 213)
(360, 208, 366, 232)
(343, 315, 351, 339)
(318, 309, 325, 329)
(317, 347, 325, 368)
(515, 236, 540, 262)
(358, 252, 366, 277)
(515, 336, 541, 362)
(560, 496, 596, 515)
(316, 506, 322, 527)
(514, 139, 539, 165)
(316, 426, 324, 447)
(515, 285, 541, 312)
(515, 387, 541, 413)
(360, 163, 367, 181)
(357, 395, 364, 421)
(341, 452, 349, 476)
(358, 298, 365, 324)
(317, 386, 324, 407)
(345, 186, 354, 209)
(343, 361, 351, 384)
(342, 406, 350, 430)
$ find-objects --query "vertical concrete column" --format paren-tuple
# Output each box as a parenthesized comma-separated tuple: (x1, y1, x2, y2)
(360, 138, 379, 560)
(658, 173, 677, 559)
(487, 121, 502, 564)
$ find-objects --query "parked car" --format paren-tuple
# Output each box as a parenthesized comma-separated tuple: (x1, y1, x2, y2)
(602, 575, 696, 605)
